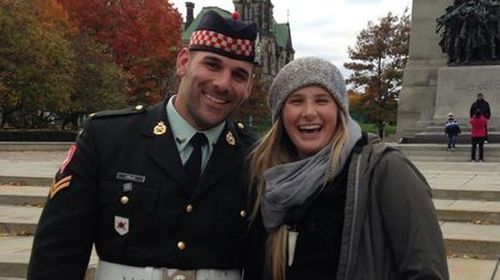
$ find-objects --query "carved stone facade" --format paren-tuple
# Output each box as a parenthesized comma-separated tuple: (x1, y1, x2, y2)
(181, 0, 294, 80)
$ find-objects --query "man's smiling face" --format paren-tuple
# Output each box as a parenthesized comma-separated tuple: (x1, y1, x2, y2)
(174, 49, 254, 130)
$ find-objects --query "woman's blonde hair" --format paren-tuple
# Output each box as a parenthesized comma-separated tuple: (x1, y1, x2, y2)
(248, 107, 349, 280)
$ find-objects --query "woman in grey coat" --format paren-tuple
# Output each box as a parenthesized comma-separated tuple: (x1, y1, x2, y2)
(245, 57, 449, 280)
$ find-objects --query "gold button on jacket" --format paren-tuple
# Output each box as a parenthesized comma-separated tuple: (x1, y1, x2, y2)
(120, 196, 129, 205)
(177, 241, 186, 250)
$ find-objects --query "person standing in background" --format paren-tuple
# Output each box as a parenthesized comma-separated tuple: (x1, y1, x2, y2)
(470, 108, 488, 162)
(470, 93, 491, 141)
(445, 113, 461, 151)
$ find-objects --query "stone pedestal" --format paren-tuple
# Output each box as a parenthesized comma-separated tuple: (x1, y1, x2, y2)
(434, 65, 500, 126)
(397, 0, 500, 143)
(397, 0, 450, 136)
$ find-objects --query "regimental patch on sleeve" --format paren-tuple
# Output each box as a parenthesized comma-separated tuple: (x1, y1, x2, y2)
(60, 145, 77, 174)
(49, 175, 72, 199)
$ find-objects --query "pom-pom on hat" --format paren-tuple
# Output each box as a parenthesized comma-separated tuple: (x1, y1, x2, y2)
(269, 57, 348, 121)
(189, 10, 258, 63)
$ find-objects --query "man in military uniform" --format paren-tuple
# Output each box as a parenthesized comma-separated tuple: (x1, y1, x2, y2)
(28, 11, 258, 280)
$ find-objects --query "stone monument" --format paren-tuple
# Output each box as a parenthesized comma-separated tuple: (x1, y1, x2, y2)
(397, 0, 500, 142)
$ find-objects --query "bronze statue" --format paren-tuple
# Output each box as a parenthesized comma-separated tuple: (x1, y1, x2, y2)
(436, 0, 500, 65)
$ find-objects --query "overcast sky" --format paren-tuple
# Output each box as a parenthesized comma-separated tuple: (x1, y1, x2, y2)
(170, 0, 412, 78)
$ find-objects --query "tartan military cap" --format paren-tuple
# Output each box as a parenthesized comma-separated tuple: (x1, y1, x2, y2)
(189, 10, 258, 63)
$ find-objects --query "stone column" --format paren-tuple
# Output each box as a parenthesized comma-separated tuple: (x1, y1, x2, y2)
(397, 0, 450, 135)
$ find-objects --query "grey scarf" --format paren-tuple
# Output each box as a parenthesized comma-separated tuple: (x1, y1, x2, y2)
(260, 118, 362, 232)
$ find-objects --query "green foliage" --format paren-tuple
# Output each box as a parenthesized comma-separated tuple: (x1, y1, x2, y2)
(56, 36, 128, 129)
(69, 35, 128, 113)
(359, 122, 396, 136)
(253, 121, 272, 137)
(0, 0, 76, 128)
(0, 0, 132, 129)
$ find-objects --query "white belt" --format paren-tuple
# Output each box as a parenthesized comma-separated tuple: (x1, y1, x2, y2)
(94, 260, 242, 280)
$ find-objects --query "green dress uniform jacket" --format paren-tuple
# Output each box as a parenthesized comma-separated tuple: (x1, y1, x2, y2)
(27, 98, 256, 279)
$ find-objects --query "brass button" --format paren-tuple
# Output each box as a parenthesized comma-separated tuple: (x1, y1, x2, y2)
(120, 196, 129, 205)
(240, 210, 247, 218)
(237, 122, 245, 129)
(186, 204, 194, 213)
(177, 241, 186, 250)
(135, 105, 144, 111)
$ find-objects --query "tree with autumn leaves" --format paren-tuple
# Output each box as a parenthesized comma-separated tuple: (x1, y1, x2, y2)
(58, 0, 182, 104)
(344, 10, 410, 137)
(0, 0, 75, 128)
(0, 0, 182, 128)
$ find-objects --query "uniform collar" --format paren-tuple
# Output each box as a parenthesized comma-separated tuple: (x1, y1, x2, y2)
(166, 95, 225, 152)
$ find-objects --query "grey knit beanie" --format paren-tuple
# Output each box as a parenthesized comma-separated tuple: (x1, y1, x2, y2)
(269, 57, 348, 120)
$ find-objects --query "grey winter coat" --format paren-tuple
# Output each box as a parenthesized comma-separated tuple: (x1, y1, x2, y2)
(336, 140, 449, 279)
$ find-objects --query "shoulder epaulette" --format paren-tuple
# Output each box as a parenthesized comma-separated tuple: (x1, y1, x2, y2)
(88, 105, 147, 120)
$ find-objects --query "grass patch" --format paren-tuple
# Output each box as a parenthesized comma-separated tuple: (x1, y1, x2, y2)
(359, 123, 396, 137)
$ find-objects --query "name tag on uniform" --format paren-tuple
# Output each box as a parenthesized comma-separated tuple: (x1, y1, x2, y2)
(116, 172, 146, 183)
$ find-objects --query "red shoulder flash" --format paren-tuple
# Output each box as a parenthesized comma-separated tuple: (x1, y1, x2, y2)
(60, 144, 77, 174)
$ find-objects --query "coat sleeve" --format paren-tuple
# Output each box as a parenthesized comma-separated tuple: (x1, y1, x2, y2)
(374, 151, 449, 280)
(242, 178, 267, 280)
(27, 120, 99, 280)
(242, 212, 267, 280)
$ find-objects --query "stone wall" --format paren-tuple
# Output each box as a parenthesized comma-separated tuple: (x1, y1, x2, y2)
(434, 65, 500, 125)
(397, 0, 450, 135)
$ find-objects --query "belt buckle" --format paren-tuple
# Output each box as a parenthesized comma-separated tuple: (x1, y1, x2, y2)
(167, 269, 196, 280)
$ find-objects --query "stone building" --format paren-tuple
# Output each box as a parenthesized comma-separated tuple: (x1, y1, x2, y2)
(181, 0, 294, 80)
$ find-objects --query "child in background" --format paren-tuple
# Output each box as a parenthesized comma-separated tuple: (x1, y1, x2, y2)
(445, 113, 461, 151)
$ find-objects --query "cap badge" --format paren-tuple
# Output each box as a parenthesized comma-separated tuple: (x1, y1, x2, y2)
(226, 131, 236, 146)
(153, 121, 167, 135)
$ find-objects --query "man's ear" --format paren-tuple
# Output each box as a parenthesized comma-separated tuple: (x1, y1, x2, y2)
(176, 48, 190, 77)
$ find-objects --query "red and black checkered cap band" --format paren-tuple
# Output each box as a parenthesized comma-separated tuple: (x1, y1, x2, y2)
(189, 30, 255, 61)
